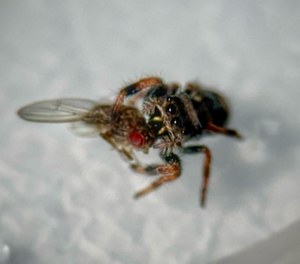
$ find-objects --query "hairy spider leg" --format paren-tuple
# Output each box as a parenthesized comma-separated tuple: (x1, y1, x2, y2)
(112, 77, 163, 120)
(132, 153, 181, 198)
(128, 82, 178, 106)
(206, 122, 242, 139)
(184, 82, 205, 93)
(166, 83, 180, 95)
(182, 145, 212, 207)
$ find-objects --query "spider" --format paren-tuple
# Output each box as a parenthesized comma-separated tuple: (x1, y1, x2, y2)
(112, 77, 242, 207)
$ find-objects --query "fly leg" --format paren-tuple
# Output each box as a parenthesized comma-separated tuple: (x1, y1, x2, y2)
(132, 153, 181, 198)
(100, 131, 140, 165)
(182, 145, 212, 207)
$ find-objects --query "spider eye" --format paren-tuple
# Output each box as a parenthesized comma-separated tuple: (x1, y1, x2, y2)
(171, 117, 183, 127)
(166, 104, 177, 115)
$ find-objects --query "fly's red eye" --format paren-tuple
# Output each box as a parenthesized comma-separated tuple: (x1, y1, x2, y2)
(129, 131, 145, 148)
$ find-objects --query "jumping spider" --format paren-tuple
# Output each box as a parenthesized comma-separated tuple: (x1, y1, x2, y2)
(112, 77, 242, 207)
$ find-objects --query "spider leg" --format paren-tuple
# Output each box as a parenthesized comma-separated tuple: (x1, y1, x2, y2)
(127, 89, 150, 106)
(132, 153, 181, 198)
(127, 82, 177, 105)
(182, 145, 212, 208)
(112, 77, 163, 119)
(206, 122, 242, 139)
(185, 82, 204, 93)
(165, 83, 180, 95)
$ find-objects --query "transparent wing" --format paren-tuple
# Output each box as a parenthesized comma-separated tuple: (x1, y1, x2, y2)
(18, 98, 98, 122)
(69, 121, 101, 137)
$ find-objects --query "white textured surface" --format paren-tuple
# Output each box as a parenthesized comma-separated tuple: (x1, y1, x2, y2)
(1, 1, 300, 263)
(211, 219, 300, 264)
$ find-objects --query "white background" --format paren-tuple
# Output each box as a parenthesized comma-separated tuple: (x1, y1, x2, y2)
(1, 0, 300, 263)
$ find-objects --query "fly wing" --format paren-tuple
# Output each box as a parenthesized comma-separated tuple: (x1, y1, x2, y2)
(69, 121, 101, 137)
(18, 99, 98, 122)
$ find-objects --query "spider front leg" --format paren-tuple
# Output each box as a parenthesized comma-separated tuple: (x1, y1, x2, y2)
(183, 145, 212, 207)
(128, 82, 178, 107)
(112, 77, 164, 119)
(132, 153, 181, 198)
